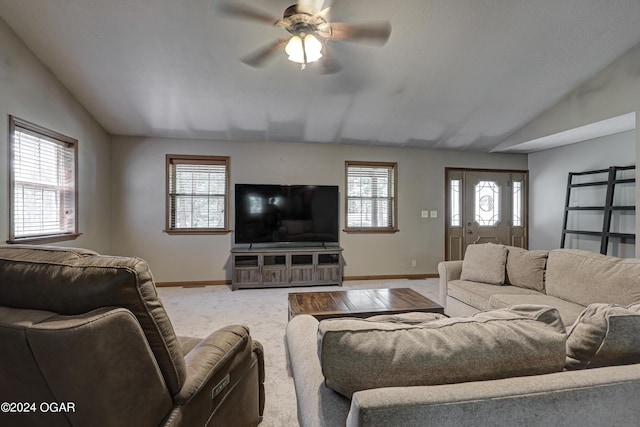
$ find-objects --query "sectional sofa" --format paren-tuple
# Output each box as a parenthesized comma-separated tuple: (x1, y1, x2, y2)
(438, 245, 640, 325)
(286, 245, 640, 426)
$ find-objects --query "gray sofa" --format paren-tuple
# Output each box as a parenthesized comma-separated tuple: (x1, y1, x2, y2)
(286, 246, 640, 426)
(439, 245, 640, 325)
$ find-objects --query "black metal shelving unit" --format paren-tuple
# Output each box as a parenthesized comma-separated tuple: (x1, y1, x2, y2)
(561, 165, 635, 255)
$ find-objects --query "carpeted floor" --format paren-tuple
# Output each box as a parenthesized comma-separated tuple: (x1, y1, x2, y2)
(158, 278, 441, 427)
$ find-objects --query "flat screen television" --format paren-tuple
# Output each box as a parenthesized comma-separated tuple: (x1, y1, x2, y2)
(234, 184, 339, 245)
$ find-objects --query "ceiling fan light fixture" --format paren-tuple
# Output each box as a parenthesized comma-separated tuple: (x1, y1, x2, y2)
(303, 34, 323, 61)
(285, 33, 323, 69)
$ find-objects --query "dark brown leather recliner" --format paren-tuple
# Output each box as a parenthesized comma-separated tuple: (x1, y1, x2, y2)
(0, 245, 265, 427)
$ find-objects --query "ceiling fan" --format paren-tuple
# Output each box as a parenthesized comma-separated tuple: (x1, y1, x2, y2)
(213, 0, 392, 74)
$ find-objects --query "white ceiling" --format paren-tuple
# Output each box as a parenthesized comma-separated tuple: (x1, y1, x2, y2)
(1, 0, 640, 152)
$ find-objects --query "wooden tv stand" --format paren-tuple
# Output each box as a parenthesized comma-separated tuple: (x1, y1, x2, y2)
(231, 246, 343, 290)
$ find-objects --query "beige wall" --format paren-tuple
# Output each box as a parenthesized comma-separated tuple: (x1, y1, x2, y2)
(110, 136, 527, 282)
(0, 18, 111, 252)
(502, 42, 640, 255)
(6, 8, 639, 280)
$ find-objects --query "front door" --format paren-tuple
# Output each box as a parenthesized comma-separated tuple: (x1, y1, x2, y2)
(445, 168, 528, 260)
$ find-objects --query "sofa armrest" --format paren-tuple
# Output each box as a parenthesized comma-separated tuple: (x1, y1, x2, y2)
(347, 364, 640, 427)
(286, 315, 351, 427)
(172, 325, 264, 426)
(438, 260, 463, 309)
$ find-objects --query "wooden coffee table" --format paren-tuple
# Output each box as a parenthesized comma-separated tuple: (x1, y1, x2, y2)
(288, 287, 444, 321)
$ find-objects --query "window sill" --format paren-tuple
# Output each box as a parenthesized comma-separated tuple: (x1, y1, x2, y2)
(164, 229, 231, 235)
(7, 233, 82, 245)
(343, 228, 399, 234)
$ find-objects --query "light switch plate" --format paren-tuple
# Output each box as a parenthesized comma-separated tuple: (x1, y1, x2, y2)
(421, 210, 429, 218)
(430, 211, 437, 218)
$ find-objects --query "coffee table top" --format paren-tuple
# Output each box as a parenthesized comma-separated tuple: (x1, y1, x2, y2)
(288, 287, 443, 321)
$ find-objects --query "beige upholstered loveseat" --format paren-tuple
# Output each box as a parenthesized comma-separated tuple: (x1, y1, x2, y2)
(286, 245, 640, 426)
(0, 245, 264, 427)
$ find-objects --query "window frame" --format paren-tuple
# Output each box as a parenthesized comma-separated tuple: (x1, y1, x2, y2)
(165, 154, 231, 235)
(7, 115, 80, 244)
(344, 160, 399, 234)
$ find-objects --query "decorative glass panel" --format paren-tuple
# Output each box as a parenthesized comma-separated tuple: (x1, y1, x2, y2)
(512, 181, 522, 227)
(450, 179, 461, 227)
(475, 180, 500, 226)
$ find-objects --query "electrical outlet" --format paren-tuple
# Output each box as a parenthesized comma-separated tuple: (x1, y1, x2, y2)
(411, 259, 417, 267)
(421, 210, 429, 218)
(430, 210, 438, 218)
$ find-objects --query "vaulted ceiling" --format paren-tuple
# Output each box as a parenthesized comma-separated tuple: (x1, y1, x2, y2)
(2, 0, 640, 152)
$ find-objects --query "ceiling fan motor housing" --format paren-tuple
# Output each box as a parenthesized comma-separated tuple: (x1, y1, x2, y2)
(279, 4, 330, 38)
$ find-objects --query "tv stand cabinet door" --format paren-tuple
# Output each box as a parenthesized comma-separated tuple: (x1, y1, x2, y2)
(232, 254, 261, 290)
(289, 253, 314, 285)
(262, 254, 288, 285)
(316, 252, 343, 285)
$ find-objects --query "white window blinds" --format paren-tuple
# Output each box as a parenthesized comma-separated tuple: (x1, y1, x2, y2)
(10, 118, 77, 241)
(346, 162, 397, 230)
(167, 156, 229, 231)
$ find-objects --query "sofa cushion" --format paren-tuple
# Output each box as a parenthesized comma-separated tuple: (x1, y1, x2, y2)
(505, 247, 548, 292)
(546, 249, 640, 307)
(317, 305, 567, 398)
(566, 303, 640, 370)
(448, 280, 540, 312)
(460, 243, 508, 285)
(366, 312, 446, 324)
(489, 293, 586, 327)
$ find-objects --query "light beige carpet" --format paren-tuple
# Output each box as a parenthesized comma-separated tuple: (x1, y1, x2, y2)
(158, 278, 441, 427)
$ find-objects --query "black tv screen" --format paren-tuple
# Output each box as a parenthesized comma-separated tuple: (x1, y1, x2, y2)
(234, 184, 339, 245)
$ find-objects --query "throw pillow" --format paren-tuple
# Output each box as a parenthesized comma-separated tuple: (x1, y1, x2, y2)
(566, 303, 640, 370)
(460, 243, 508, 285)
(505, 246, 548, 292)
(317, 305, 567, 398)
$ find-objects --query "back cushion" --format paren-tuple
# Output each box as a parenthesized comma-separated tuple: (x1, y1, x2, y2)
(0, 306, 172, 426)
(546, 249, 640, 306)
(318, 305, 567, 398)
(0, 245, 186, 395)
(460, 243, 508, 285)
(505, 246, 548, 292)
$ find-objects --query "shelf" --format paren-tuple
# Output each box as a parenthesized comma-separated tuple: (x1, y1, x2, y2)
(291, 254, 313, 265)
(234, 255, 259, 268)
(264, 255, 286, 266)
(561, 165, 636, 255)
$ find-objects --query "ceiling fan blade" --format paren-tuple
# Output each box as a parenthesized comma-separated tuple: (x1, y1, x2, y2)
(316, 48, 342, 75)
(297, 0, 323, 15)
(328, 21, 391, 45)
(240, 37, 289, 68)
(213, 0, 280, 26)
(311, 7, 331, 22)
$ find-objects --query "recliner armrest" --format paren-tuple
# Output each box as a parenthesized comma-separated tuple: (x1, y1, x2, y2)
(177, 325, 250, 403)
(170, 325, 264, 426)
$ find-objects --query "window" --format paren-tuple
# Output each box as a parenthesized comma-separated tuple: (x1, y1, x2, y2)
(512, 180, 523, 227)
(8, 116, 79, 243)
(450, 178, 462, 227)
(166, 155, 230, 234)
(345, 161, 398, 232)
